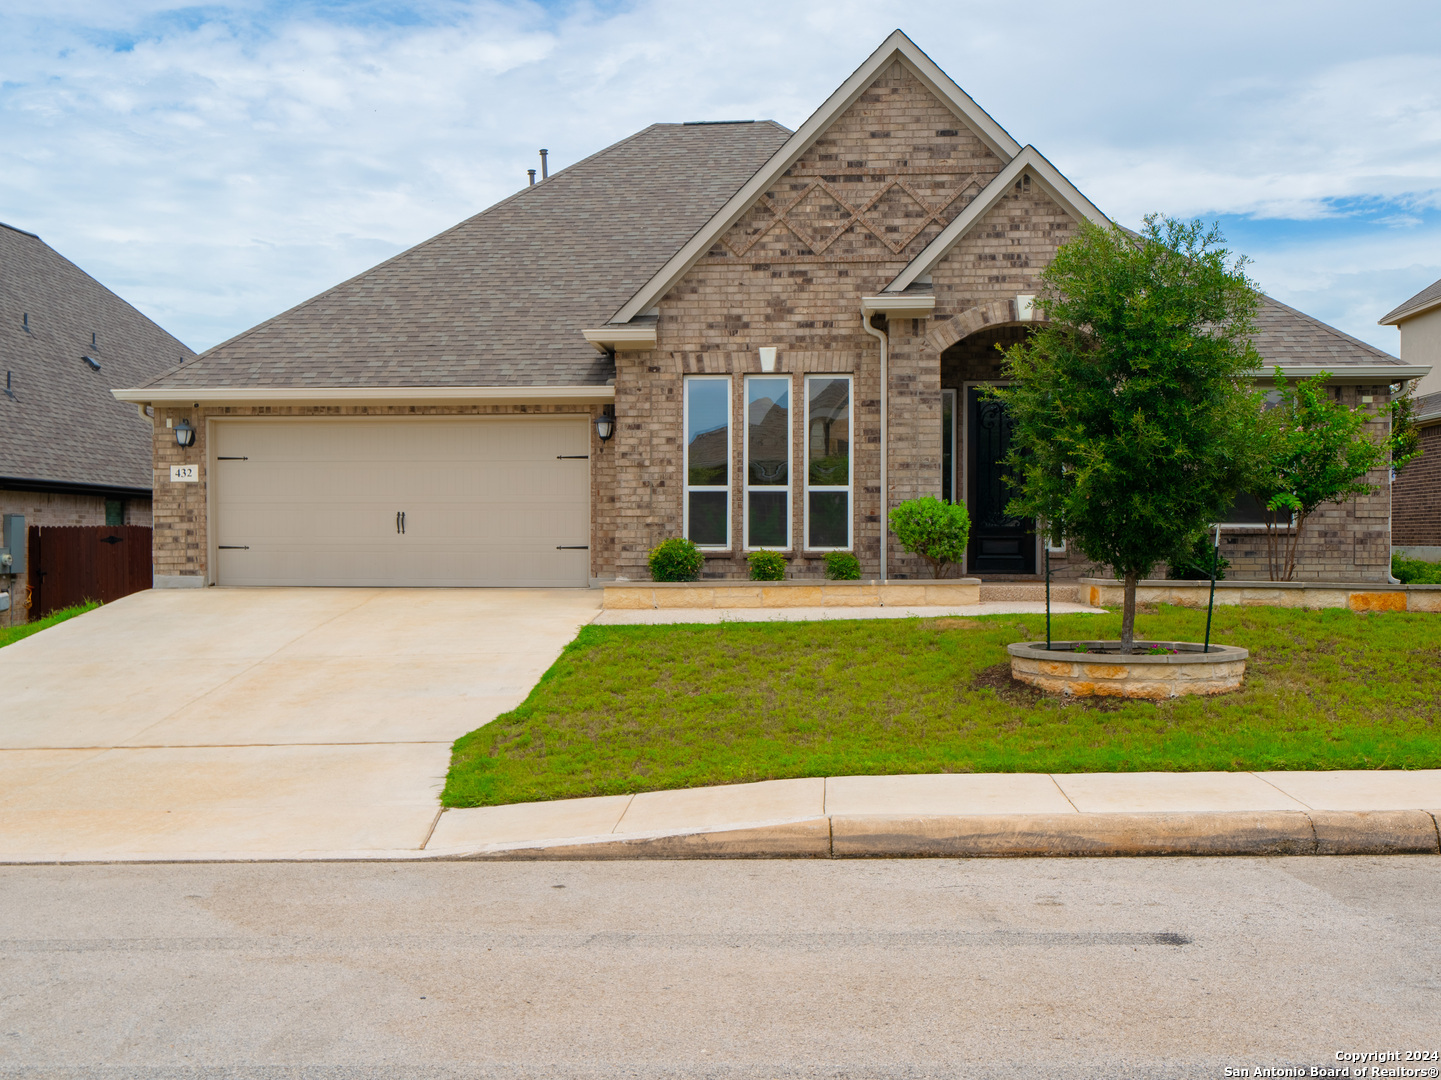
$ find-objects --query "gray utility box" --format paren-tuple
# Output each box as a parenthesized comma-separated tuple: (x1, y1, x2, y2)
(1, 514, 25, 576)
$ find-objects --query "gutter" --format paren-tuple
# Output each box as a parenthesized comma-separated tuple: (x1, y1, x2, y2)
(111, 385, 616, 407)
(1259, 364, 1430, 383)
(859, 295, 937, 582)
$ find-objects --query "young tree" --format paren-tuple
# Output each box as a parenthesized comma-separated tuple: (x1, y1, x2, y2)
(1248, 373, 1391, 581)
(995, 216, 1262, 653)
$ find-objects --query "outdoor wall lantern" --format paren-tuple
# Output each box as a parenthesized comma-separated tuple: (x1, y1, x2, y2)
(594, 407, 616, 443)
(174, 418, 196, 448)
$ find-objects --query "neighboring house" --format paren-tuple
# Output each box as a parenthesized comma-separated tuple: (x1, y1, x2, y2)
(116, 31, 1429, 588)
(0, 221, 196, 624)
(1382, 277, 1441, 561)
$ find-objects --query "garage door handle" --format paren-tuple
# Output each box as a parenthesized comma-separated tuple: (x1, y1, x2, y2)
(556, 455, 589, 460)
(556, 545, 589, 550)
(219, 545, 249, 550)
(217, 456, 248, 460)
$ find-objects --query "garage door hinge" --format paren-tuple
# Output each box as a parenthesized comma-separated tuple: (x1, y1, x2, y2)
(556, 455, 589, 459)
(216, 456, 248, 460)
(556, 545, 589, 550)
(219, 545, 250, 550)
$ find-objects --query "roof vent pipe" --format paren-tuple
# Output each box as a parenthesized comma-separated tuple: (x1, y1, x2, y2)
(539, 149, 548, 180)
(527, 169, 536, 187)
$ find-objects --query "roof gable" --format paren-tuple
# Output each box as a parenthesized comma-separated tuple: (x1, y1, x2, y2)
(1380, 275, 1441, 325)
(886, 145, 1108, 293)
(607, 29, 1021, 325)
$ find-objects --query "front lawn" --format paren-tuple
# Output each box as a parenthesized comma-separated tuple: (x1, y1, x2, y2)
(442, 606, 1441, 808)
(0, 602, 98, 650)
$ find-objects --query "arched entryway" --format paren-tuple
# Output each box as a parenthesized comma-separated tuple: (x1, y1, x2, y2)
(939, 323, 1037, 577)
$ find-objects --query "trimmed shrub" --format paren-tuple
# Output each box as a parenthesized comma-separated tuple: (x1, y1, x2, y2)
(888, 497, 971, 579)
(824, 551, 861, 580)
(1168, 533, 1230, 581)
(648, 537, 703, 582)
(1393, 553, 1441, 585)
(747, 550, 787, 581)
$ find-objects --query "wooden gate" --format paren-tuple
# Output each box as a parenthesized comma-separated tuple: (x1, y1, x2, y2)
(27, 525, 153, 619)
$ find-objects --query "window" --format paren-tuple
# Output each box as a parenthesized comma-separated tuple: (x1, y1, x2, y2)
(805, 375, 852, 549)
(104, 498, 123, 527)
(745, 376, 791, 548)
(941, 388, 956, 503)
(684, 376, 730, 548)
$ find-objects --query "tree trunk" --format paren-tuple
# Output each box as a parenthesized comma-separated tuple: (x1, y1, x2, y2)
(1120, 571, 1138, 654)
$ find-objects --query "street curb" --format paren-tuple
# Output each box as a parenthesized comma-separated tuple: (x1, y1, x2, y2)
(441, 810, 1441, 860)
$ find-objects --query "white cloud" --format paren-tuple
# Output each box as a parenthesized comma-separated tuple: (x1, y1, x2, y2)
(2, 0, 1439, 351)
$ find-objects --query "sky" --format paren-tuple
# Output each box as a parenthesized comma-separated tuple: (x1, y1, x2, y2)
(2, 0, 1439, 354)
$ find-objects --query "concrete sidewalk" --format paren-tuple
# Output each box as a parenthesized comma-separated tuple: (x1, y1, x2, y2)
(424, 770, 1441, 861)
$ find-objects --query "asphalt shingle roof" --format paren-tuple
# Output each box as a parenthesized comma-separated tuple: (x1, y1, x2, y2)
(1381, 276, 1441, 325)
(141, 121, 792, 392)
(1, 222, 195, 491)
(1252, 294, 1403, 368)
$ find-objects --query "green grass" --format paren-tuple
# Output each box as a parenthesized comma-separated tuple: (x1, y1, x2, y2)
(0, 602, 99, 649)
(442, 605, 1441, 808)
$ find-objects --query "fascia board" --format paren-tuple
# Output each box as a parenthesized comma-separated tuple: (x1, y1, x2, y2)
(1378, 294, 1441, 326)
(886, 145, 1109, 293)
(581, 327, 657, 353)
(112, 385, 615, 406)
(608, 30, 1022, 326)
(1257, 364, 1431, 382)
(860, 294, 936, 316)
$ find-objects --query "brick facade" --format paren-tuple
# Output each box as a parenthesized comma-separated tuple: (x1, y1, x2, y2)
(1393, 422, 1441, 549)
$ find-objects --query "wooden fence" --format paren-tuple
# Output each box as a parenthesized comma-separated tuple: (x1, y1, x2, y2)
(27, 525, 152, 620)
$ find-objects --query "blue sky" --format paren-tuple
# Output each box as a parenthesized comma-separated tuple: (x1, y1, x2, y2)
(2, 0, 1439, 353)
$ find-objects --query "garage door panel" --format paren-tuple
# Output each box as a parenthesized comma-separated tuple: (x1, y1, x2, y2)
(214, 418, 591, 587)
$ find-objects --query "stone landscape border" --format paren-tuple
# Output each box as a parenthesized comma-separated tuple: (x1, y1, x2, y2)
(1080, 577, 1441, 613)
(1007, 640, 1249, 698)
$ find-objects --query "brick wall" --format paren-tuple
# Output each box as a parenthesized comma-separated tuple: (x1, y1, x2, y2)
(150, 402, 612, 583)
(1393, 421, 1440, 547)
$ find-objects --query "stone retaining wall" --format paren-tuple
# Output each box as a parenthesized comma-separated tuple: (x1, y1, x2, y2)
(1079, 578, 1441, 613)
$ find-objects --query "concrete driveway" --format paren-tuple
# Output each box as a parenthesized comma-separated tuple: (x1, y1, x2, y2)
(0, 588, 600, 860)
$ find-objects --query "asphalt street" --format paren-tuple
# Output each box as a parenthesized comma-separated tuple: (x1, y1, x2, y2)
(1, 857, 1438, 1079)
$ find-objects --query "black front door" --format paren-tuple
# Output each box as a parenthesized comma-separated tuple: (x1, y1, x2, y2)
(966, 387, 1035, 575)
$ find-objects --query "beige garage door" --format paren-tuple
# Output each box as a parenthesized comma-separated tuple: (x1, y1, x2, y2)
(212, 418, 591, 587)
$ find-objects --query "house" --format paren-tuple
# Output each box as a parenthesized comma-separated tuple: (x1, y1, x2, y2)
(1, 222, 196, 624)
(115, 31, 1429, 589)
(1382, 277, 1441, 561)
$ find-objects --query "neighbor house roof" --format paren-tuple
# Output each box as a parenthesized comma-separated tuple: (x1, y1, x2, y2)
(135, 121, 792, 393)
(1414, 390, 1441, 425)
(1380, 276, 1441, 325)
(0, 222, 195, 494)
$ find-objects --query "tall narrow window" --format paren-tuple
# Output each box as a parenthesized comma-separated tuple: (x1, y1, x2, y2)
(805, 375, 851, 549)
(684, 376, 730, 548)
(941, 388, 957, 504)
(745, 376, 790, 549)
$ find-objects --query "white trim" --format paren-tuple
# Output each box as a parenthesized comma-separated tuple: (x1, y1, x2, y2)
(803, 374, 854, 552)
(683, 375, 732, 550)
(887, 146, 1109, 293)
(113, 385, 615, 406)
(581, 327, 657, 353)
(742, 374, 793, 551)
(609, 31, 1021, 326)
